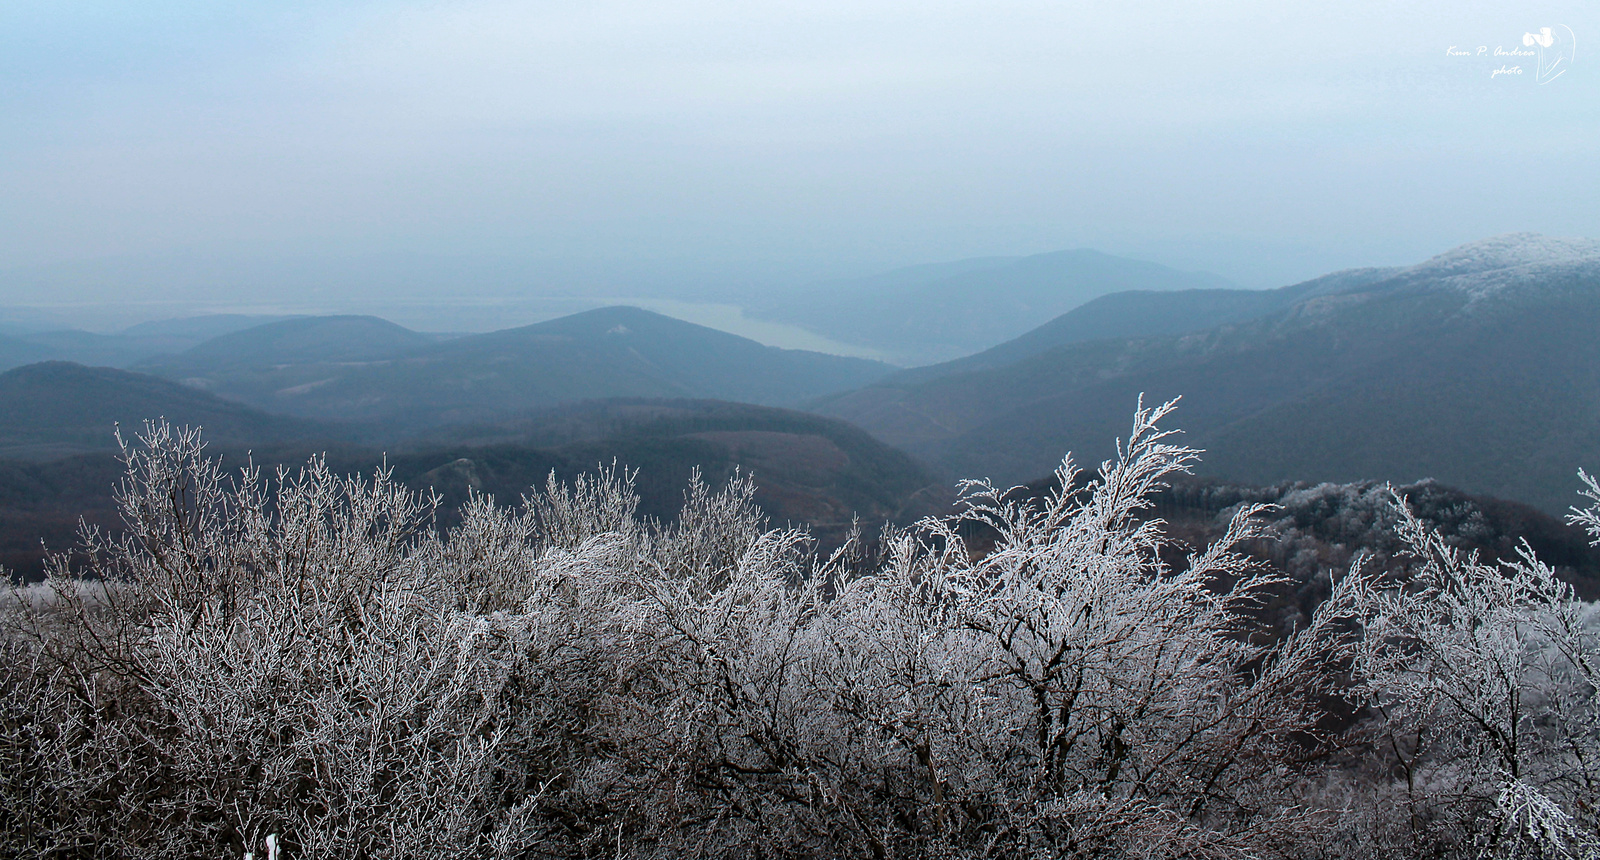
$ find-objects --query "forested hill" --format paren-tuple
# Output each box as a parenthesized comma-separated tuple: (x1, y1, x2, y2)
(815, 234, 1600, 515)
(148, 314, 433, 368)
(0, 398, 947, 578)
(0, 361, 332, 459)
(891, 266, 1403, 382)
(137, 306, 895, 431)
(0, 314, 294, 372)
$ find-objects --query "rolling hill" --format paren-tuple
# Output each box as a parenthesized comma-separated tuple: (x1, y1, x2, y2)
(118, 313, 299, 341)
(5, 329, 200, 370)
(140, 306, 896, 432)
(895, 266, 1403, 382)
(392, 399, 950, 533)
(0, 361, 333, 458)
(0, 333, 51, 373)
(815, 234, 1600, 515)
(0, 313, 297, 372)
(756, 249, 1236, 365)
(152, 315, 434, 369)
(0, 396, 948, 577)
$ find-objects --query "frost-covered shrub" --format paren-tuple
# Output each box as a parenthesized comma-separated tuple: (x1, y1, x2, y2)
(1323, 475, 1600, 860)
(3, 408, 1597, 859)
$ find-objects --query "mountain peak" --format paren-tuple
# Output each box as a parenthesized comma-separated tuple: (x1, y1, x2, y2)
(165, 315, 431, 366)
(1409, 233, 1600, 278)
(1391, 233, 1600, 301)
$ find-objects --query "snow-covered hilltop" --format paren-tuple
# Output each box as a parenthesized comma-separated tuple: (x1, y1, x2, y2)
(1394, 232, 1600, 300)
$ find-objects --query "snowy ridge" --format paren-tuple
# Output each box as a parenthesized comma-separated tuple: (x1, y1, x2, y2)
(1411, 233, 1600, 277)
(1396, 233, 1600, 301)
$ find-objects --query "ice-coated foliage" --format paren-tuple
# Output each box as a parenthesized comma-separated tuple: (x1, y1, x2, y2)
(1324, 482, 1600, 859)
(2, 406, 1598, 859)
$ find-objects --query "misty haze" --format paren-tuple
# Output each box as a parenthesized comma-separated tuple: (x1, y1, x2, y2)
(3, 3, 1599, 859)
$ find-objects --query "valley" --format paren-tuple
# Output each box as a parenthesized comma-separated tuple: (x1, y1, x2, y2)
(4, 233, 1597, 576)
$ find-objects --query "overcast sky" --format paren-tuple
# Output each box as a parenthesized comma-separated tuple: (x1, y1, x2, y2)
(3, 0, 1597, 322)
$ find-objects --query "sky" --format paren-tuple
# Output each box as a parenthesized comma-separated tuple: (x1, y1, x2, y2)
(2, 0, 1597, 330)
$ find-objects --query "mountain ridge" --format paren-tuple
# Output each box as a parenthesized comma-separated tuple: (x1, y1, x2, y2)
(0, 361, 335, 458)
(138, 306, 896, 432)
(814, 234, 1600, 514)
(756, 248, 1236, 365)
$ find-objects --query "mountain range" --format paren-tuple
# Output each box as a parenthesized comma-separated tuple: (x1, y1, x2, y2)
(0, 362, 332, 459)
(3, 233, 1597, 537)
(816, 234, 1600, 515)
(752, 249, 1235, 365)
(0, 314, 296, 372)
(0, 391, 944, 576)
(136, 307, 893, 431)
(0, 309, 927, 577)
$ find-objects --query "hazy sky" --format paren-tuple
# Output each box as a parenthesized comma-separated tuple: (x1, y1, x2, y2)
(3, 0, 1597, 322)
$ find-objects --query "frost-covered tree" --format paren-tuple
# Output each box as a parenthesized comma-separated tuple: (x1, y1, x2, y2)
(3, 407, 1597, 859)
(1325, 474, 1600, 860)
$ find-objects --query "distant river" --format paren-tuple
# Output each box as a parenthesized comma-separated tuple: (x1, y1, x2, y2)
(370, 295, 887, 361)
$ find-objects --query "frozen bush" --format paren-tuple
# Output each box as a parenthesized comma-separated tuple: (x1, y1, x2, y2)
(4, 409, 1597, 859)
(1326, 476, 1600, 859)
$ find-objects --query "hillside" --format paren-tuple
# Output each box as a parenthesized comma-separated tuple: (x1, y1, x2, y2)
(118, 313, 298, 341)
(755, 249, 1235, 365)
(394, 399, 948, 535)
(896, 266, 1402, 381)
(0, 362, 332, 458)
(0, 397, 948, 577)
(816, 234, 1600, 514)
(0, 314, 297, 372)
(149, 315, 433, 369)
(0, 333, 50, 372)
(135, 315, 440, 407)
(968, 472, 1600, 601)
(4, 330, 197, 370)
(143, 307, 895, 431)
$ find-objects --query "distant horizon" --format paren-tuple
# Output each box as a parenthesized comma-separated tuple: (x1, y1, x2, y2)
(1, 231, 1589, 351)
(6, 2, 1595, 324)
